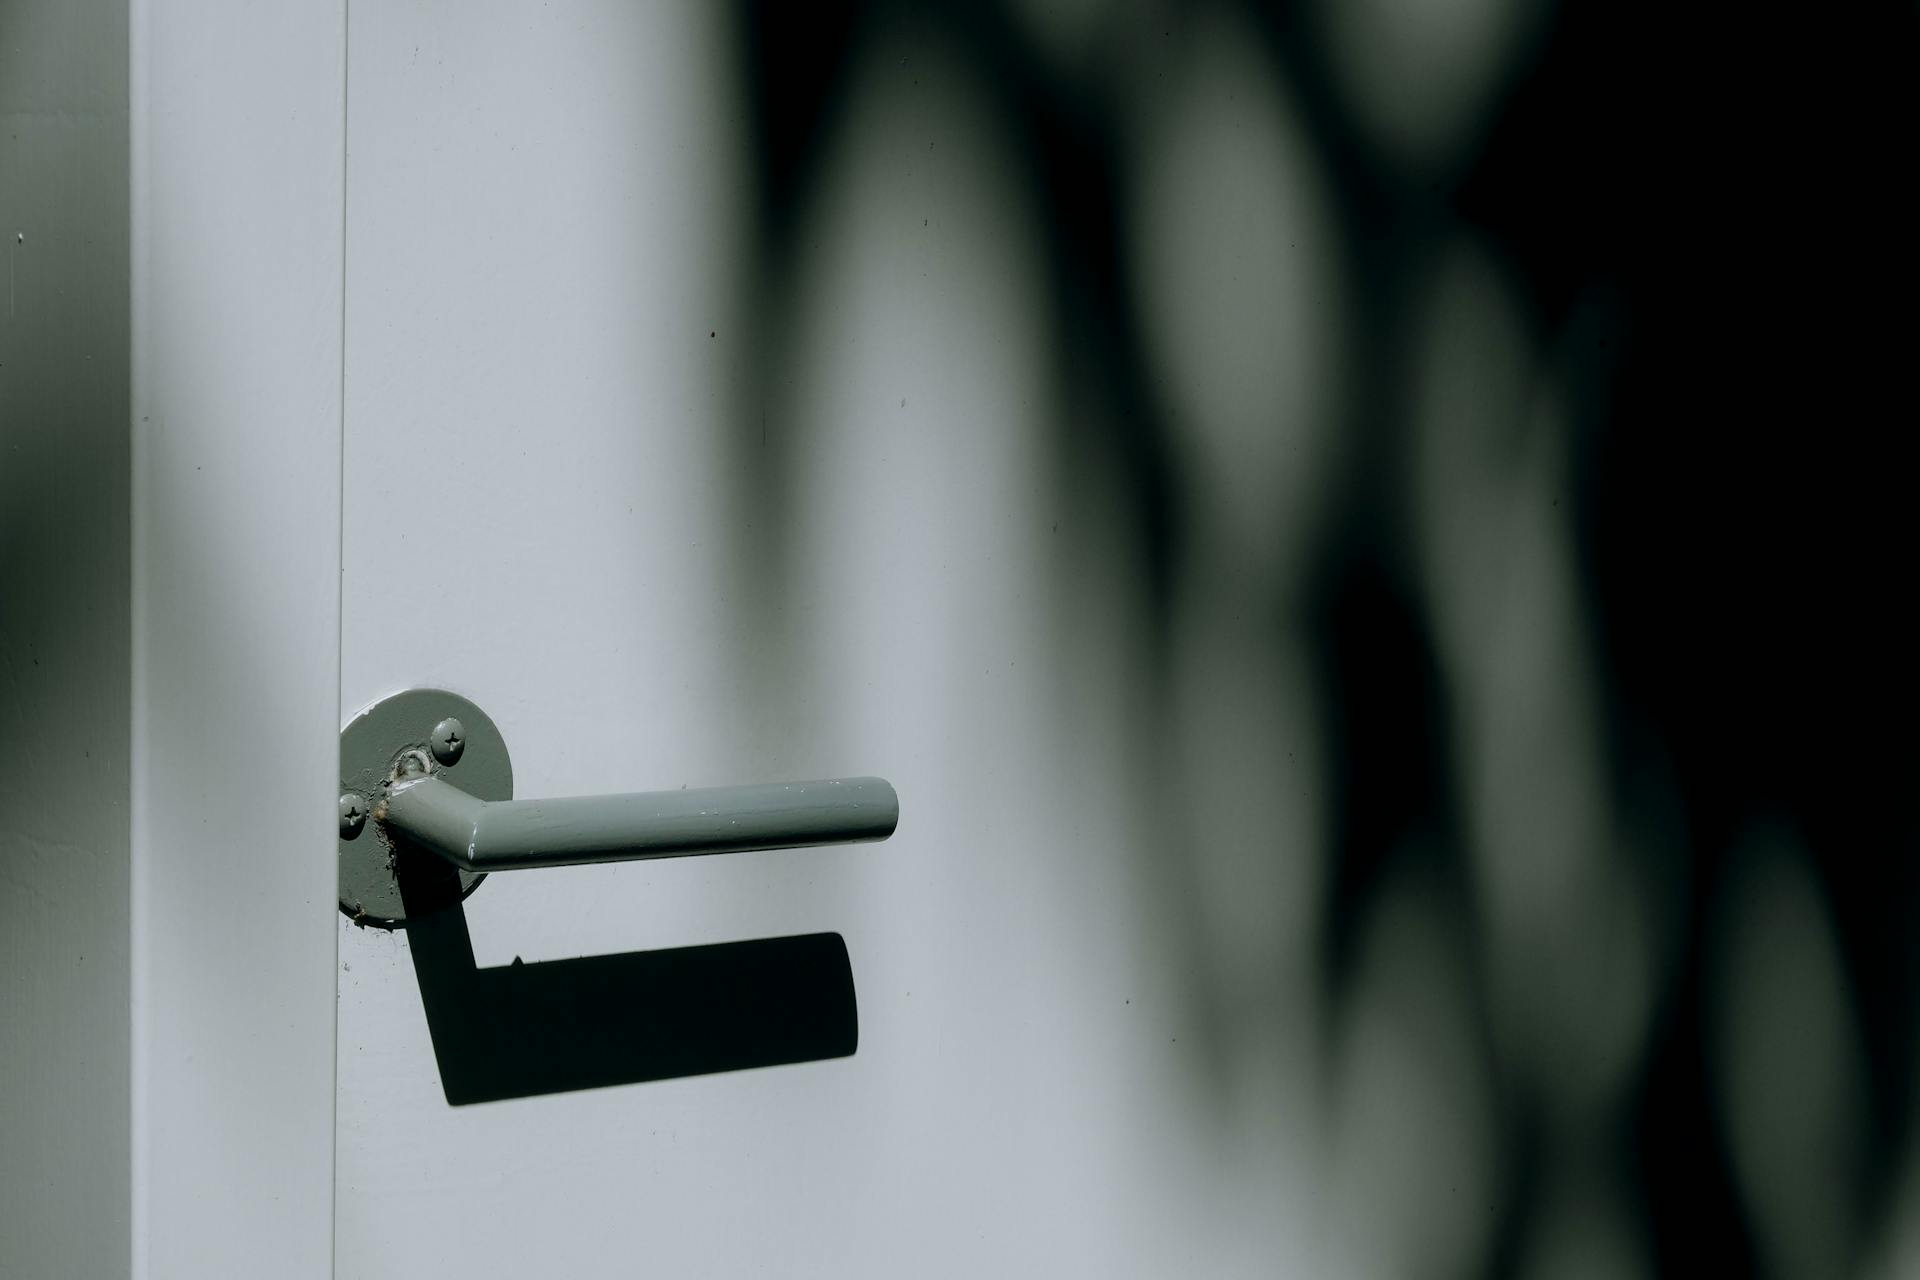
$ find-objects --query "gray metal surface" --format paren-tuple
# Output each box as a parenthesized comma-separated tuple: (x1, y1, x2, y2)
(338, 689, 512, 926)
(429, 717, 465, 765)
(338, 793, 368, 838)
(381, 774, 899, 872)
(342, 688, 896, 923)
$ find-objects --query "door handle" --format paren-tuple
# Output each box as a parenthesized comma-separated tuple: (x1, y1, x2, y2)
(338, 688, 897, 926)
(376, 773, 897, 872)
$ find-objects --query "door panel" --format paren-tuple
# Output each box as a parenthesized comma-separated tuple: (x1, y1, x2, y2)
(339, 6, 1277, 1275)
(130, 3, 344, 1275)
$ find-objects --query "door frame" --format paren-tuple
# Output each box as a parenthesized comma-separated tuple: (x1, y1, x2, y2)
(129, 2, 344, 1274)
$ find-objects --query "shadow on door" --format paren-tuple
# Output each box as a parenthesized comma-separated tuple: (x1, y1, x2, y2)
(394, 852, 858, 1105)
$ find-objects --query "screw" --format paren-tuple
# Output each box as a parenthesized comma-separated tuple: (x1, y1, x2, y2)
(430, 717, 466, 765)
(339, 793, 367, 839)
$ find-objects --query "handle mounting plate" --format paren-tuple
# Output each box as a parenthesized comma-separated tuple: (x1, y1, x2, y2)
(338, 688, 513, 927)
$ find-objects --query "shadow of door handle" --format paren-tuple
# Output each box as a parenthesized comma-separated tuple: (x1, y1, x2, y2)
(397, 860, 860, 1105)
(338, 688, 898, 927)
(337, 688, 883, 1102)
(379, 773, 897, 872)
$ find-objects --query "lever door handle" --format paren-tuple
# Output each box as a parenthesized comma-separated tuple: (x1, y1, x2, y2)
(338, 688, 897, 926)
(377, 773, 897, 872)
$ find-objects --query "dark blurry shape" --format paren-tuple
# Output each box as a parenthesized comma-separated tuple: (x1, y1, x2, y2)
(0, 0, 132, 1272)
(1709, 825, 1870, 1278)
(396, 853, 857, 1106)
(738, 0, 871, 233)
(718, 0, 1920, 1271)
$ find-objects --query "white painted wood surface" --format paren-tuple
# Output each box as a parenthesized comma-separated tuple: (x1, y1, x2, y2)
(335, 5, 1301, 1276)
(130, 2, 344, 1275)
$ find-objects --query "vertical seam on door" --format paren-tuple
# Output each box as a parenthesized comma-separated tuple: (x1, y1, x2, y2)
(331, 1, 351, 1277)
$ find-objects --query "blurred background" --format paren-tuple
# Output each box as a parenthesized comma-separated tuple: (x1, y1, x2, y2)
(707, 0, 1917, 1274)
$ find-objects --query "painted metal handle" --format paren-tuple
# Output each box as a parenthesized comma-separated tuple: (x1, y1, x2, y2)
(377, 774, 899, 873)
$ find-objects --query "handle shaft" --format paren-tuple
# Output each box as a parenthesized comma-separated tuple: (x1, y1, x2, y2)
(378, 773, 898, 873)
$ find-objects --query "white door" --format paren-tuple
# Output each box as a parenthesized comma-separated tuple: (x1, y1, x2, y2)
(334, 6, 1309, 1277)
